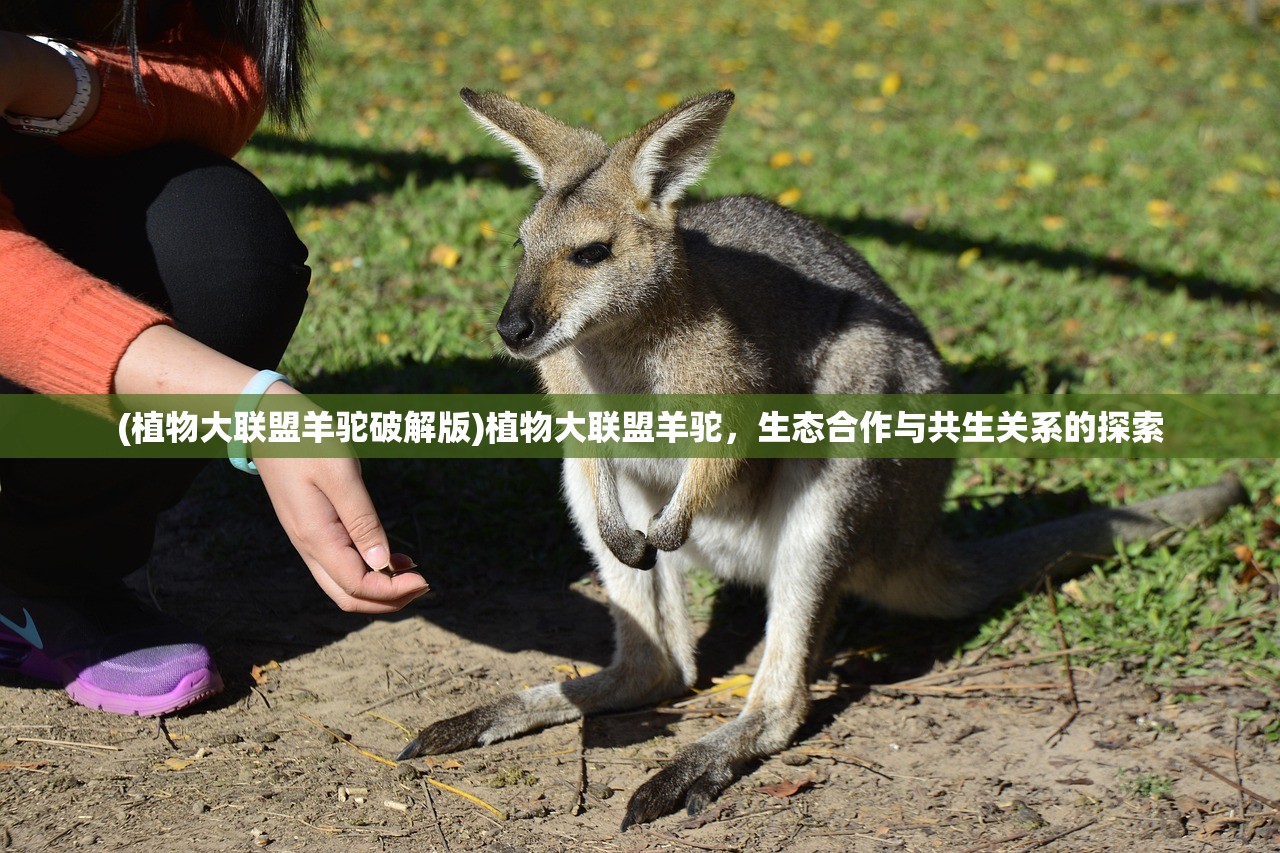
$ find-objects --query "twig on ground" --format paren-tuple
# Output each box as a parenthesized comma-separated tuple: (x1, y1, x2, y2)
(642, 829, 741, 851)
(1043, 576, 1080, 747)
(355, 666, 485, 716)
(891, 647, 1094, 688)
(297, 712, 398, 768)
(365, 711, 415, 737)
(793, 748, 893, 780)
(419, 779, 451, 853)
(156, 717, 179, 751)
(1018, 817, 1098, 850)
(1187, 757, 1280, 812)
(1233, 716, 1248, 825)
(874, 682, 1064, 698)
(15, 737, 120, 753)
(572, 714, 588, 816)
(422, 777, 505, 820)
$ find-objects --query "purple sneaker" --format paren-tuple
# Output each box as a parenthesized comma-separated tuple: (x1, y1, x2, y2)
(0, 586, 223, 716)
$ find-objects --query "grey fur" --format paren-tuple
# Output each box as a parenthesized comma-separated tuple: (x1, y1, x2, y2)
(397, 90, 1248, 828)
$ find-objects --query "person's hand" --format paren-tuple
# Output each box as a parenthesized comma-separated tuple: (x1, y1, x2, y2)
(115, 326, 426, 614)
(254, 454, 428, 613)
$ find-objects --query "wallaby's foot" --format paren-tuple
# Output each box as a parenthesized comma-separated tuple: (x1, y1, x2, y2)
(622, 741, 739, 829)
(396, 695, 524, 759)
(602, 526, 658, 570)
(645, 505, 691, 553)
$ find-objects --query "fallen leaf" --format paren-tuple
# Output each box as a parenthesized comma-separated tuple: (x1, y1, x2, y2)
(428, 245, 461, 268)
(251, 660, 281, 685)
(552, 663, 602, 678)
(163, 757, 194, 771)
(756, 775, 815, 798)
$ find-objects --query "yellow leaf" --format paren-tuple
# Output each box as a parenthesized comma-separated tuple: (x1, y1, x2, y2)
(1159, 331, 1177, 347)
(877, 10, 898, 27)
(634, 50, 658, 70)
(711, 673, 755, 698)
(429, 245, 461, 268)
(851, 61, 879, 80)
(1210, 171, 1241, 194)
(953, 118, 980, 139)
(375, 332, 392, 346)
(1079, 174, 1105, 188)
(1017, 160, 1057, 189)
(251, 660, 281, 685)
(1236, 153, 1267, 173)
(163, 757, 194, 771)
(957, 247, 981, 269)
(656, 92, 680, 110)
(853, 97, 885, 113)
(769, 151, 795, 169)
(552, 663, 602, 677)
(880, 72, 902, 97)
(1041, 215, 1066, 231)
(776, 187, 803, 206)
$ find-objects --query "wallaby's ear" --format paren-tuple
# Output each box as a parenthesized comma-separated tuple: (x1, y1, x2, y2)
(621, 90, 735, 207)
(460, 88, 607, 190)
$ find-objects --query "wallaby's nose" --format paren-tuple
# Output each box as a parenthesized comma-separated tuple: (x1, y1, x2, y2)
(496, 305, 538, 350)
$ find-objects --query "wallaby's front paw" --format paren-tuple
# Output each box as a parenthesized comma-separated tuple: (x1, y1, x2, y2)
(604, 526, 658, 570)
(645, 506, 691, 553)
(396, 698, 519, 759)
(621, 743, 737, 829)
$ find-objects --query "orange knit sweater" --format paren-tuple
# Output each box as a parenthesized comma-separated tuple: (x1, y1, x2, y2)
(0, 3, 267, 395)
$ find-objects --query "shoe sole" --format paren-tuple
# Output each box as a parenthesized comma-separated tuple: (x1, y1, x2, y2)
(65, 667, 225, 717)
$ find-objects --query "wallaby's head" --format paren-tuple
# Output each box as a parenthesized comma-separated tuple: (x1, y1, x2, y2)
(461, 88, 735, 359)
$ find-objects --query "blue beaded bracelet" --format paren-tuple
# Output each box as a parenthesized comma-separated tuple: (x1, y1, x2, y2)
(228, 369, 291, 474)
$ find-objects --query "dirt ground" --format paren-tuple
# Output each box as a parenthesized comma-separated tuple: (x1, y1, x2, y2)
(2, 459, 1277, 852)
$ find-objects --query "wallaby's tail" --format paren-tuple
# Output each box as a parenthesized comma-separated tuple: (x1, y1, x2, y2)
(900, 475, 1248, 619)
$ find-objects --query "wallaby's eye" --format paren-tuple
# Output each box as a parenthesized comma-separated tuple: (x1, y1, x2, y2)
(571, 242, 611, 266)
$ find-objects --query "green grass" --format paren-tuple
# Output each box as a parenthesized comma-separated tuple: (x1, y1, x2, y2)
(234, 0, 1278, 705)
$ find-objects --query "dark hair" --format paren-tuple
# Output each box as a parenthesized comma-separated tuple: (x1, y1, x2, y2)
(0, 1, 314, 127)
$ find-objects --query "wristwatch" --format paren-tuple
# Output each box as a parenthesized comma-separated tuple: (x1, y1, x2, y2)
(2, 36, 93, 137)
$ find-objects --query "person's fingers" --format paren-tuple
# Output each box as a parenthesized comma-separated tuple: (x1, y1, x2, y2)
(322, 462, 393, 570)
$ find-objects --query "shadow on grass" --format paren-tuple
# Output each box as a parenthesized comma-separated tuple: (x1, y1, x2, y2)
(818, 212, 1279, 309)
(247, 132, 530, 210)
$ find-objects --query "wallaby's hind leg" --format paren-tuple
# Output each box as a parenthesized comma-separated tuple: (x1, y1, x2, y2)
(623, 552, 841, 827)
(398, 547, 695, 759)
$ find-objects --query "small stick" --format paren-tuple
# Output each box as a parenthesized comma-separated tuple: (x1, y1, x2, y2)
(793, 748, 893, 780)
(419, 779, 451, 853)
(365, 711, 414, 737)
(15, 737, 120, 752)
(1019, 817, 1097, 850)
(297, 712, 398, 768)
(355, 666, 483, 716)
(1043, 577, 1080, 747)
(156, 717, 179, 751)
(1233, 716, 1248, 823)
(875, 682, 1064, 697)
(422, 777, 505, 820)
(1187, 757, 1280, 812)
(572, 673, 588, 816)
(643, 830, 741, 852)
(893, 647, 1095, 688)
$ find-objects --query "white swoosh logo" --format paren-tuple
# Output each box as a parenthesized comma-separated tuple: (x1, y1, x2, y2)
(0, 608, 43, 650)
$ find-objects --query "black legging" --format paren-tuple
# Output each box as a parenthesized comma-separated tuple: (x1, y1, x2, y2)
(0, 143, 310, 595)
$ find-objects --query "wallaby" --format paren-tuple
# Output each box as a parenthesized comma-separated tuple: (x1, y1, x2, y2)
(397, 88, 1247, 828)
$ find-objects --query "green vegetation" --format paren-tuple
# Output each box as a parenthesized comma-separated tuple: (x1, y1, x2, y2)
(235, 0, 1277, 695)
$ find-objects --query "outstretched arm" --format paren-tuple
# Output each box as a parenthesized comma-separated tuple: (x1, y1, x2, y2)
(114, 326, 428, 614)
